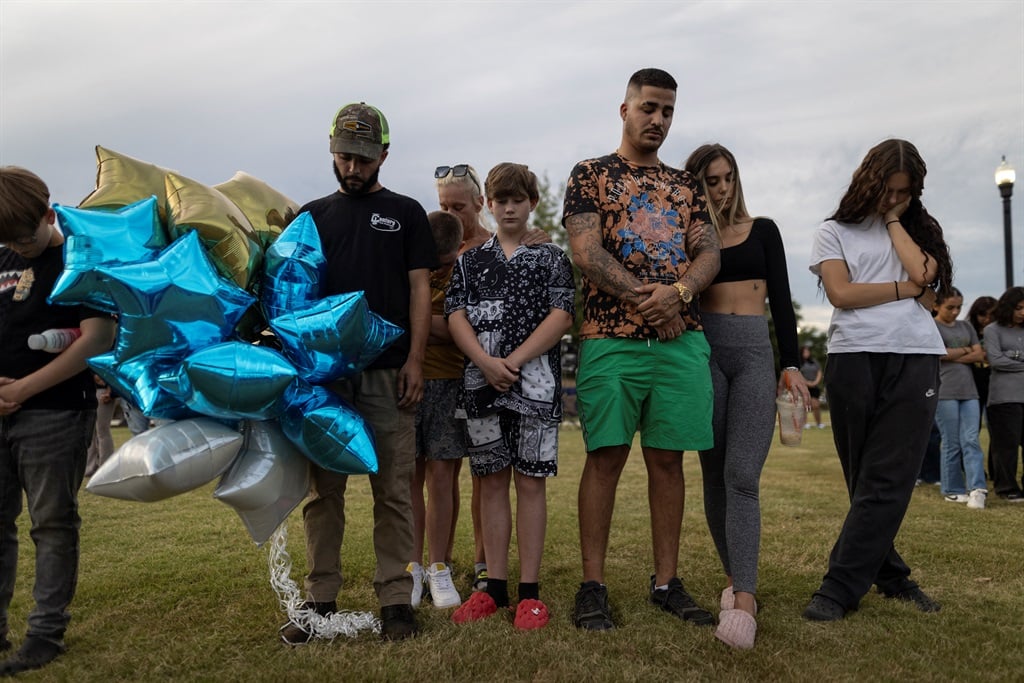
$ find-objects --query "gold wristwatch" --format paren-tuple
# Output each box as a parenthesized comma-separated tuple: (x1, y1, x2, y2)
(672, 282, 694, 304)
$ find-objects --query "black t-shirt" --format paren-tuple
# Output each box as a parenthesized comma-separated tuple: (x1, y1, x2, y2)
(0, 245, 106, 410)
(299, 188, 437, 370)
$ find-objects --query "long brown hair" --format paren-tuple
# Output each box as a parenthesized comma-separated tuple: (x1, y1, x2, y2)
(993, 287, 1024, 328)
(830, 139, 952, 296)
(684, 143, 750, 234)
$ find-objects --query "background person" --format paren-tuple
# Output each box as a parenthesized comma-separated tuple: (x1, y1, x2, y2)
(932, 287, 987, 508)
(805, 139, 951, 621)
(799, 345, 825, 428)
(982, 287, 1024, 502)
(684, 143, 809, 649)
(84, 374, 115, 477)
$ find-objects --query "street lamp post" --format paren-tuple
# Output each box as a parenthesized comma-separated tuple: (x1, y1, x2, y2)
(995, 156, 1016, 290)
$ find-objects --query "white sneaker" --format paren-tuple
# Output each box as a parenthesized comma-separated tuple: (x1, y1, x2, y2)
(426, 562, 462, 609)
(407, 562, 425, 608)
(967, 489, 987, 509)
(943, 493, 969, 503)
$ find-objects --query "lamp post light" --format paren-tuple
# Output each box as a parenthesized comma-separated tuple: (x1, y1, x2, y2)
(995, 156, 1015, 290)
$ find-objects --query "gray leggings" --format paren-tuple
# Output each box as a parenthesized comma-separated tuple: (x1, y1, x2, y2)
(698, 313, 777, 595)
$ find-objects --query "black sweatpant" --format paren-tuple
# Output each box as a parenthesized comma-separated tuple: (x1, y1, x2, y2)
(985, 402, 1024, 496)
(816, 353, 939, 610)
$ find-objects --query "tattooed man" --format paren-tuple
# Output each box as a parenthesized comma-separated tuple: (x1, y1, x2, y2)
(563, 68, 720, 632)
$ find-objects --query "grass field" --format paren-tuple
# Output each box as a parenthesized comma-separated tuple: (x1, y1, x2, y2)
(6, 421, 1022, 682)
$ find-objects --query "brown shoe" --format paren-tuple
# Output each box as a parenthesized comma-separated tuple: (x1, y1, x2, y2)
(279, 601, 337, 646)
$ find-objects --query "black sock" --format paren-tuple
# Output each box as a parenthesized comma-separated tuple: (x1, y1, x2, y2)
(518, 582, 539, 601)
(486, 579, 509, 607)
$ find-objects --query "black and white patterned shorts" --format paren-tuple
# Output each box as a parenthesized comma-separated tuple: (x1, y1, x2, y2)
(465, 410, 558, 478)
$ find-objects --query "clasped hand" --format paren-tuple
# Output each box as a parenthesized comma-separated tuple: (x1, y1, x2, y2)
(479, 355, 520, 393)
(634, 283, 684, 340)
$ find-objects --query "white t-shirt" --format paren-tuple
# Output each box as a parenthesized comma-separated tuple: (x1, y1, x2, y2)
(809, 215, 944, 355)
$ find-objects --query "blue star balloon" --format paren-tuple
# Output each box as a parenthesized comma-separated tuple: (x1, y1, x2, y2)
(214, 420, 311, 546)
(270, 292, 404, 384)
(97, 231, 255, 360)
(89, 351, 196, 420)
(158, 342, 298, 420)
(260, 211, 327, 323)
(86, 418, 244, 502)
(280, 384, 378, 475)
(49, 197, 167, 311)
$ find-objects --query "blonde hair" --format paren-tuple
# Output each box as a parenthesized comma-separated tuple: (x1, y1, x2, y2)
(683, 144, 750, 234)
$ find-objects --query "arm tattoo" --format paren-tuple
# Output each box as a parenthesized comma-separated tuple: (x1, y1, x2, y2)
(566, 213, 644, 303)
(682, 221, 721, 293)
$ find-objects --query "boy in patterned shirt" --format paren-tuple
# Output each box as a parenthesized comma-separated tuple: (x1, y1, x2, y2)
(445, 163, 574, 629)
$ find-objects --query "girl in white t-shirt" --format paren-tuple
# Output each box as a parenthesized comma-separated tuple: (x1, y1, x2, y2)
(805, 139, 953, 622)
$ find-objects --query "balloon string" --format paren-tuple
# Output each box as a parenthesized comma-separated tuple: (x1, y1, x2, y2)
(267, 525, 380, 639)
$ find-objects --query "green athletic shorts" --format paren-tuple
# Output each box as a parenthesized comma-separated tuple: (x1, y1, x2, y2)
(576, 334, 713, 452)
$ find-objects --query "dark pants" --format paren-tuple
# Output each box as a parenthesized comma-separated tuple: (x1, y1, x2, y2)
(985, 402, 1024, 496)
(918, 422, 941, 484)
(817, 353, 938, 611)
(0, 410, 92, 645)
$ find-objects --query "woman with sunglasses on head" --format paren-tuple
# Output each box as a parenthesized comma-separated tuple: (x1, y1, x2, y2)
(684, 144, 809, 650)
(806, 139, 952, 622)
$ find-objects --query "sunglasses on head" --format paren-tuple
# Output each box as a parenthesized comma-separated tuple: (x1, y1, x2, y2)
(435, 164, 481, 194)
(434, 164, 470, 179)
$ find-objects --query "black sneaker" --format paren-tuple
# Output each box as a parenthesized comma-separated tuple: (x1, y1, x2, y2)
(0, 636, 64, 675)
(650, 576, 715, 626)
(279, 600, 337, 646)
(802, 593, 847, 621)
(380, 604, 418, 641)
(884, 586, 941, 613)
(573, 581, 614, 631)
(999, 491, 1024, 502)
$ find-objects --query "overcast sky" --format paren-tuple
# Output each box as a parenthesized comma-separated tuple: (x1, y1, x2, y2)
(2, 0, 1022, 331)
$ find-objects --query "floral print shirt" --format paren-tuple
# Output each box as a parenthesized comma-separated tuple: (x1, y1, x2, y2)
(563, 153, 710, 338)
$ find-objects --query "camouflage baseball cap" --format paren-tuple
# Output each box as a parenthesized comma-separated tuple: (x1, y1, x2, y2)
(329, 102, 390, 158)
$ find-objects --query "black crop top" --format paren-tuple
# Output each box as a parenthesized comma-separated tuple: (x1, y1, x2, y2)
(710, 218, 800, 369)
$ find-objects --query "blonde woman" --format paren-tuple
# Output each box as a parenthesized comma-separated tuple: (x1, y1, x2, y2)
(684, 144, 809, 649)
